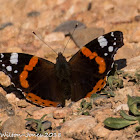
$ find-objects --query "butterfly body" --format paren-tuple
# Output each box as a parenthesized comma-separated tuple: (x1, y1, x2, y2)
(55, 52, 71, 105)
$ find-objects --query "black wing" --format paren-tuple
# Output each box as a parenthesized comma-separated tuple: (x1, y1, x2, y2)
(0, 53, 63, 107)
(69, 31, 124, 101)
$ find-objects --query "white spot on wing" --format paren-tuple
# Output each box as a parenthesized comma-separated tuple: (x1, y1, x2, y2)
(17, 88, 22, 92)
(11, 82, 15, 86)
(1, 54, 4, 58)
(2, 64, 5, 67)
(104, 53, 108, 56)
(111, 62, 114, 68)
(98, 36, 108, 48)
(108, 46, 114, 52)
(0, 60, 2, 62)
(114, 38, 116, 40)
(6, 65, 12, 71)
(107, 70, 111, 75)
(14, 70, 18, 73)
(10, 53, 18, 64)
(113, 42, 116, 45)
(111, 32, 114, 37)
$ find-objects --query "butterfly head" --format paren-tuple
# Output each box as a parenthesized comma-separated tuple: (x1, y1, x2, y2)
(55, 52, 69, 72)
(56, 52, 67, 64)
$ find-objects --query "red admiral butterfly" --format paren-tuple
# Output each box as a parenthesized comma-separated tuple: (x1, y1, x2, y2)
(0, 31, 124, 107)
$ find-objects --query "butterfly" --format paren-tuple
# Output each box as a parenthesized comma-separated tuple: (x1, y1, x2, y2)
(0, 31, 124, 107)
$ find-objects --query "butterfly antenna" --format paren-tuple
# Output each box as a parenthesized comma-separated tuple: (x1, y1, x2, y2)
(62, 23, 78, 54)
(32, 31, 58, 55)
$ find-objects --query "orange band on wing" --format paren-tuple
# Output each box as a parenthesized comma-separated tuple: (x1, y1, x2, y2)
(20, 71, 29, 88)
(24, 92, 59, 107)
(81, 47, 92, 57)
(95, 56, 106, 74)
(20, 56, 38, 88)
(28, 56, 38, 67)
(85, 76, 107, 98)
(81, 47, 106, 74)
(24, 65, 33, 71)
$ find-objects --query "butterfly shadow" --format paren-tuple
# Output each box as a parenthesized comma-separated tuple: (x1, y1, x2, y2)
(115, 59, 127, 70)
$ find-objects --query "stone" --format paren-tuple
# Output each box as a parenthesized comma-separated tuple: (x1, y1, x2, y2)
(44, 32, 65, 42)
(108, 131, 127, 140)
(0, 92, 15, 116)
(53, 107, 72, 119)
(90, 107, 113, 123)
(25, 106, 41, 115)
(131, 27, 140, 42)
(2, 115, 25, 134)
(17, 99, 31, 108)
(61, 116, 97, 139)
(0, 72, 11, 87)
(123, 56, 140, 72)
(114, 104, 129, 112)
(0, 22, 13, 30)
(53, 20, 86, 35)
(0, 26, 19, 41)
(7, 47, 22, 53)
(70, 27, 104, 48)
(32, 107, 57, 119)
(134, 15, 140, 22)
(6, 93, 20, 103)
(93, 123, 111, 138)
(27, 11, 40, 17)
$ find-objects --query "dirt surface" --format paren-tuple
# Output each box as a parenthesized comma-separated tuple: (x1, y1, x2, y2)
(0, 0, 140, 140)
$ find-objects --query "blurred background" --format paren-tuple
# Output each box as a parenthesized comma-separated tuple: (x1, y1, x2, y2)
(0, 0, 140, 63)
